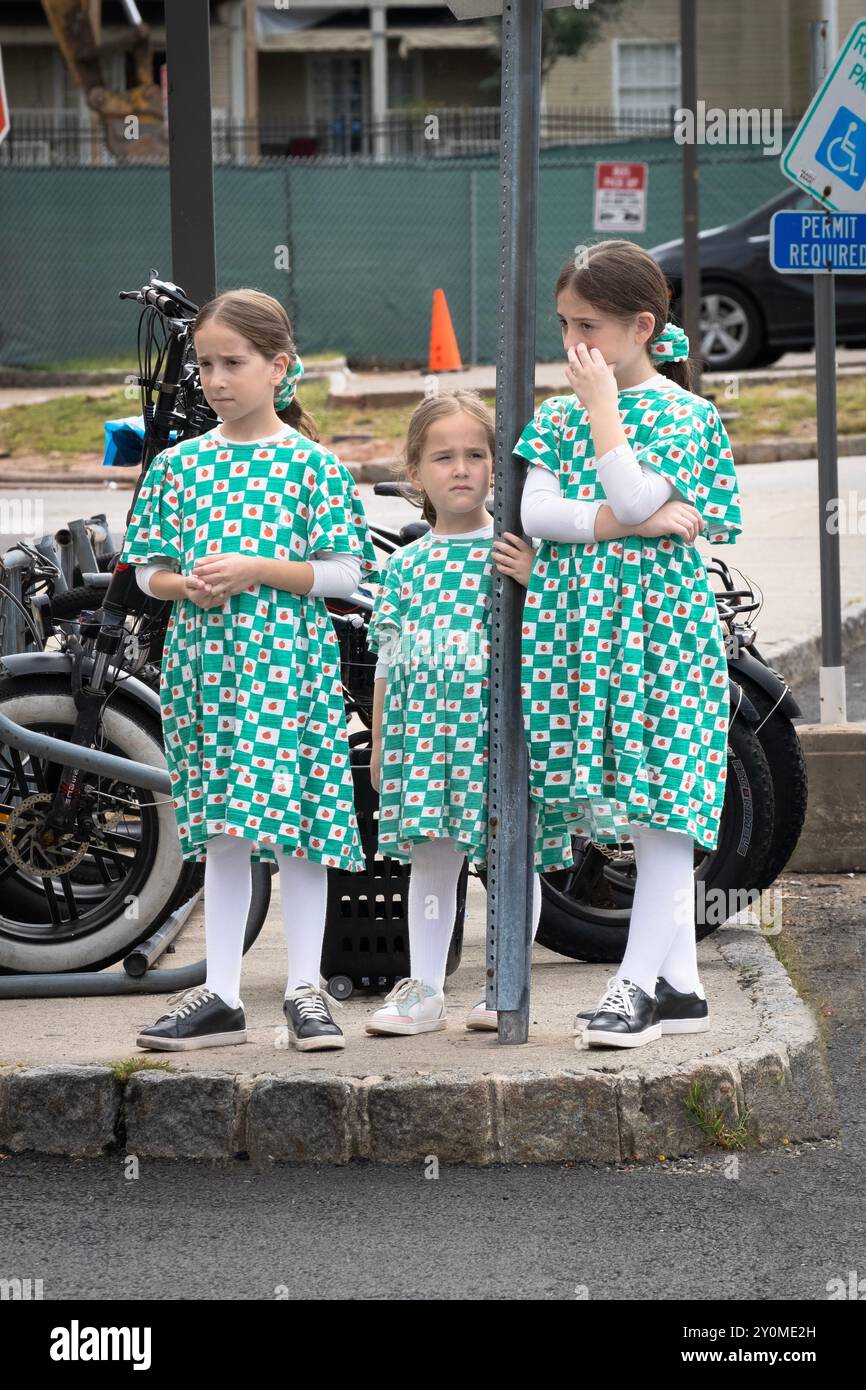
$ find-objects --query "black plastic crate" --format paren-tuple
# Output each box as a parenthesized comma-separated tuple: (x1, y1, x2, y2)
(321, 743, 467, 998)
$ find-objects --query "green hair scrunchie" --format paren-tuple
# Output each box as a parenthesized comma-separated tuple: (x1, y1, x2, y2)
(274, 354, 304, 408)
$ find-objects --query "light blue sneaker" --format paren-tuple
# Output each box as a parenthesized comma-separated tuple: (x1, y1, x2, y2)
(365, 977, 447, 1036)
(465, 995, 498, 1031)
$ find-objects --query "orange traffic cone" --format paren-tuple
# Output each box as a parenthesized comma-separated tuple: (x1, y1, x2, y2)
(428, 288, 463, 371)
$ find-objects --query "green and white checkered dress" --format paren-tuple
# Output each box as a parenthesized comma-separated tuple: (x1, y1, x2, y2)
(512, 382, 742, 853)
(118, 428, 379, 869)
(366, 528, 574, 871)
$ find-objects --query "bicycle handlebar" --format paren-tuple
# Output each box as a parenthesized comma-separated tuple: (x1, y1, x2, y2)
(118, 276, 200, 319)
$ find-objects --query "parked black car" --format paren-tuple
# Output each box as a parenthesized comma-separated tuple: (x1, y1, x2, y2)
(650, 186, 866, 372)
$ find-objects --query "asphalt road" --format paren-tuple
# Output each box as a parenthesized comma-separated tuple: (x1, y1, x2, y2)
(1, 873, 863, 1303)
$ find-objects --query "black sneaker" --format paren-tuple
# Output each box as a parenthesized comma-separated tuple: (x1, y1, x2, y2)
(283, 982, 345, 1052)
(136, 986, 247, 1052)
(582, 976, 661, 1048)
(654, 975, 710, 1034)
(574, 975, 709, 1035)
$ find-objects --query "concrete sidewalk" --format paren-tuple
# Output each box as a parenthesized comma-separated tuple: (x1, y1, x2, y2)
(0, 875, 839, 1166)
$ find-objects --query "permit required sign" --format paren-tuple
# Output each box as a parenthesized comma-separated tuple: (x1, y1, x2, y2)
(770, 209, 866, 272)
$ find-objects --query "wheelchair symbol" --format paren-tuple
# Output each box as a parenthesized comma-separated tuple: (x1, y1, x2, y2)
(826, 122, 858, 174)
(815, 105, 866, 193)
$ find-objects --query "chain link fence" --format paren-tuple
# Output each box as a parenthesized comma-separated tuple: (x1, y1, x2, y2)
(0, 108, 759, 164)
(0, 114, 803, 369)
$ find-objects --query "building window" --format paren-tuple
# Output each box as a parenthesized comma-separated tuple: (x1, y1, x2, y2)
(613, 39, 680, 130)
(305, 54, 368, 154)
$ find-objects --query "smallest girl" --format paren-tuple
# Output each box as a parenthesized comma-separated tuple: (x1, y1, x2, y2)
(363, 389, 565, 1036)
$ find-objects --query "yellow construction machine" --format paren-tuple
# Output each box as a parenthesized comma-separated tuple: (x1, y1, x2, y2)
(40, 0, 168, 159)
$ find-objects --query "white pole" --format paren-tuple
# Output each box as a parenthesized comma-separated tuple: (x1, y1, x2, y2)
(824, 0, 839, 61)
(370, 4, 388, 161)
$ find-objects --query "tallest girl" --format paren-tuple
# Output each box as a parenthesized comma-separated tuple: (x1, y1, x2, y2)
(513, 239, 742, 1049)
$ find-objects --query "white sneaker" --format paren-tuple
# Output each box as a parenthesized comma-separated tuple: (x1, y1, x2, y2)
(465, 994, 498, 1031)
(365, 977, 447, 1036)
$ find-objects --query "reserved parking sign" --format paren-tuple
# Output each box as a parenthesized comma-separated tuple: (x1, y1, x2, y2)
(781, 19, 866, 212)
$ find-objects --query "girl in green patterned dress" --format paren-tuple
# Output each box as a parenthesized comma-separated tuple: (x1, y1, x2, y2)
(364, 390, 537, 1035)
(513, 240, 742, 1050)
(118, 290, 379, 1054)
(363, 389, 694, 1038)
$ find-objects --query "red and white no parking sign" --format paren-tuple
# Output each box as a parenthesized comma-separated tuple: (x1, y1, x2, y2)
(593, 162, 648, 233)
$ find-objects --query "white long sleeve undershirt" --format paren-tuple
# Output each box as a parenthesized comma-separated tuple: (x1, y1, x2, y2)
(594, 443, 682, 525)
(134, 549, 361, 600)
(520, 467, 605, 542)
(520, 373, 686, 537)
(133, 420, 362, 600)
(521, 448, 679, 538)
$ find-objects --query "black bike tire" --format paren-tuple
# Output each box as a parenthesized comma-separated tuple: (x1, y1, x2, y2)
(0, 678, 190, 971)
(50, 584, 166, 668)
(733, 671, 808, 888)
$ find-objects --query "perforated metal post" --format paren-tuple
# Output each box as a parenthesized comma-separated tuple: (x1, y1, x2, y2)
(680, 0, 701, 398)
(486, 0, 543, 1044)
(809, 20, 847, 722)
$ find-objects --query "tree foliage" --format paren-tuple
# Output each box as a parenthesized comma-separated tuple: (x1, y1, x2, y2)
(480, 0, 629, 93)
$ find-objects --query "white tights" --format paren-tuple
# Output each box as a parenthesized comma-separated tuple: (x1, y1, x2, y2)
(407, 836, 542, 994)
(203, 833, 329, 1009)
(202, 832, 545, 1008)
(406, 826, 700, 1002)
(616, 821, 701, 997)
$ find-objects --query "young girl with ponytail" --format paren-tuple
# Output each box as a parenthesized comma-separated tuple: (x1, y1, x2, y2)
(514, 239, 742, 1048)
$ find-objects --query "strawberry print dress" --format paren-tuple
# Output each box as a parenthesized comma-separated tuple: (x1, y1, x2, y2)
(118, 427, 379, 870)
(366, 528, 574, 871)
(513, 382, 742, 854)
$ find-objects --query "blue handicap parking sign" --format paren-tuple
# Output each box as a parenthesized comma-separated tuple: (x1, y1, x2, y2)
(814, 105, 866, 193)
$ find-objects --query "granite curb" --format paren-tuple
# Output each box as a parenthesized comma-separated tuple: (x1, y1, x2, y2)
(765, 599, 866, 689)
(0, 926, 839, 1167)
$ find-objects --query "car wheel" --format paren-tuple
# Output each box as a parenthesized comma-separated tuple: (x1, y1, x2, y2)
(695, 281, 765, 372)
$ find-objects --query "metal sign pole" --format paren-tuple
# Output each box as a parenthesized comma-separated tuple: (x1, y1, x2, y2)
(486, 0, 543, 1045)
(679, 0, 701, 397)
(164, 0, 217, 308)
(810, 20, 847, 723)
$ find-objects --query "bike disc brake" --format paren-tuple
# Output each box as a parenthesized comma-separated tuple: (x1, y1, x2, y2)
(1, 792, 91, 876)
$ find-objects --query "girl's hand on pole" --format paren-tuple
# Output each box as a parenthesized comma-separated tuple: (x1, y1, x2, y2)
(190, 553, 260, 599)
(492, 532, 535, 588)
(565, 343, 619, 413)
(637, 499, 704, 544)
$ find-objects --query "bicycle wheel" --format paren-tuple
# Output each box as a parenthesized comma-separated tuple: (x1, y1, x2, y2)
(0, 676, 187, 972)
